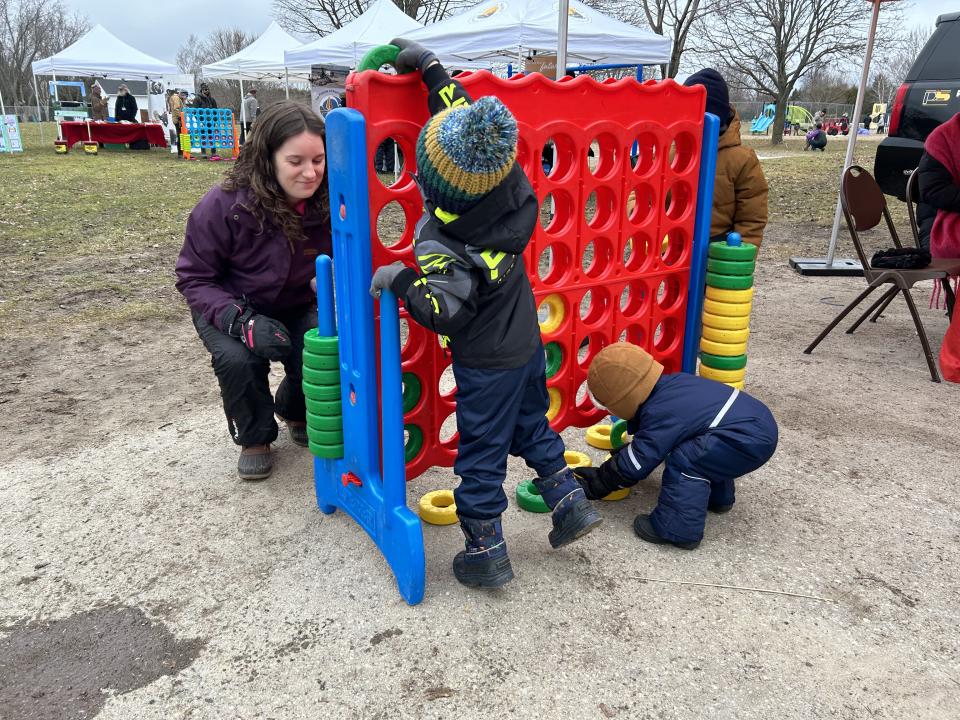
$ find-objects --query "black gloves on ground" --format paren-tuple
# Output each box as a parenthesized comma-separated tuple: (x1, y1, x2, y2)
(390, 37, 438, 74)
(572, 454, 629, 500)
(222, 302, 292, 361)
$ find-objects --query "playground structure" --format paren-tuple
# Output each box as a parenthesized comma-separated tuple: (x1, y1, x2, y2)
(749, 103, 814, 134)
(179, 108, 239, 160)
(310, 63, 721, 604)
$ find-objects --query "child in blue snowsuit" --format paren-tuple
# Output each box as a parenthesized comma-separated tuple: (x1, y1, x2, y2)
(573, 343, 778, 549)
(369, 38, 602, 587)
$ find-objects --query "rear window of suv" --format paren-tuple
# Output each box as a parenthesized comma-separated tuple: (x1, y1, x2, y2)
(907, 14, 960, 82)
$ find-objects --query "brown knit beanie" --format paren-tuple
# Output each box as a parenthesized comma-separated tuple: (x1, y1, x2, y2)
(587, 343, 664, 420)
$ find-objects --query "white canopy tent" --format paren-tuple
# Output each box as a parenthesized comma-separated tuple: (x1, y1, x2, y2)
(284, 0, 422, 69)
(398, 0, 671, 68)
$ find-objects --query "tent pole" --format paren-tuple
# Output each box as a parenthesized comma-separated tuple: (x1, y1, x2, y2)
(32, 73, 45, 145)
(240, 77, 245, 127)
(52, 71, 59, 102)
(285, 68, 290, 99)
(825, 0, 881, 267)
(0, 88, 6, 115)
(556, 0, 569, 80)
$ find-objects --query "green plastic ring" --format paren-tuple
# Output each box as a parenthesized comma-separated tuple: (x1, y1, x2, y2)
(707, 258, 756, 276)
(699, 352, 748, 370)
(308, 440, 344, 459)
(306, 411, 343, 432)
(303, 366, 340, 385)
(545, 342, 563, 378)
(402, 373, 422, 413)
(301, 351, 339, 370)
(357, 44, 410, 73)
(302, 380, 341, 401)
(706, 272, 754, 290)
(303, 329, 339, 355)
(516, 480, 550, 513)
(708, 241, 757, 261)
(610, 419, 629, 449)
(405, 424, 424, 463)
(307, 426, 344, 445)
(305, 397, 342, 415)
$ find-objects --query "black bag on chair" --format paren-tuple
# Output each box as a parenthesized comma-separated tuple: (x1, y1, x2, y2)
(871, 247, 931, 269)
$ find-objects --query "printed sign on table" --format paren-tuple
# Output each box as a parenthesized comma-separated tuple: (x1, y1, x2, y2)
(0, 115, 23, 153)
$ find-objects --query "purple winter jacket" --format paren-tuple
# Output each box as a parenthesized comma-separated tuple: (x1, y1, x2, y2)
(175, 186, 332, 331)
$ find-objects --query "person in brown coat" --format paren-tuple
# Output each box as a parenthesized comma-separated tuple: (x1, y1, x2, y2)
(684, 69, 768, 248)
(89, 85, 109, 121)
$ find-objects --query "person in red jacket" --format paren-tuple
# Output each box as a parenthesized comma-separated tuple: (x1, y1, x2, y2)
(175, 101, 331, 480)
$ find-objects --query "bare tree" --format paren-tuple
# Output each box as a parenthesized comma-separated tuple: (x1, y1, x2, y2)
(695, 0, 897, 145)
(176, 27, 256, 112)
(626, 0, 714, 79)
(273, 0, 472, 37)
(0, 0, 88, 108)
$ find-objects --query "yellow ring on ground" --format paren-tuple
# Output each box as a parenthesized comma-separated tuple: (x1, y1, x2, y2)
(726, 380, 745, 390)
(564, 450, 592, 469)
(701, 325, 751, 344)
(699, 365, 746, 383)
(546, 388, 562, 421)
(585, 424, 613, 450)
(603, 487, 631, 501)
(418, 490, 459, 526)
(701, 312, 750, 331)
(706, 286, 754, 303)
(700, 337, 748, 356)
(703, 298, 752, 317)
(538, 294, 566, 334)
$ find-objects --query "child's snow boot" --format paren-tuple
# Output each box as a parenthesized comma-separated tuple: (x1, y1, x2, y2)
(534, 468, 603, 548)
(453, 516, 514, 588)
(633, 514, 700, 550)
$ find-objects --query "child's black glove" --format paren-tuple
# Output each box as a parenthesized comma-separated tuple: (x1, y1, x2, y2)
(572, 454, 629, 500)
(390, 37, 438, 74)
(222, 302, 292, 361)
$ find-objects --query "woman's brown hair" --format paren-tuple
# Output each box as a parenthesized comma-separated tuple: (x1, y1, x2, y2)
(222, 100, 329, 249)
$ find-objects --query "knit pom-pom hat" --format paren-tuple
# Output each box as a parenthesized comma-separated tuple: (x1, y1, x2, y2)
(416, 95, 518, 215)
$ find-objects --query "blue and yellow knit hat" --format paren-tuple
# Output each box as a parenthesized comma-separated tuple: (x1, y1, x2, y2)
(416, 95, 518, 215)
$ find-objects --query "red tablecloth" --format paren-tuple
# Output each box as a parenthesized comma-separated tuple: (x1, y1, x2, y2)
(59, 121, 168, 148)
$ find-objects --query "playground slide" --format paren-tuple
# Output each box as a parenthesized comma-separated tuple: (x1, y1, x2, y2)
(750, 115, 774, 133)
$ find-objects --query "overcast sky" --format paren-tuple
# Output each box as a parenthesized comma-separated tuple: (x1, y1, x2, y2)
(64, 0, 959, 66)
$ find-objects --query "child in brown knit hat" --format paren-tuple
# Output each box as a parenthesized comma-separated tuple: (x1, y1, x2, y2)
(574, 343, 778, 549)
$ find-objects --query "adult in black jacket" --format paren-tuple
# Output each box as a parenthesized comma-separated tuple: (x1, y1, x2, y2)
(916, 142, 960, 253)
(114, 84, 138, 122)
(191, 83, 219, 157)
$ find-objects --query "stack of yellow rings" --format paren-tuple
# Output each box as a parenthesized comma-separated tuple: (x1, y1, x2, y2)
(699, 233, 756, 390)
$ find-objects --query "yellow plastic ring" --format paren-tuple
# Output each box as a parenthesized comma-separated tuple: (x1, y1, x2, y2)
(699, 365, 746, 383)
(564, 450, 592, 469)
(418, 490, 459, 526)
(701, 312, 750, 331)
(538, 294, 566, 334)
(727, 380, 745, 390)
(585, 424, 613, 450)
(703, 298, 752, 317)
(546, 387, 562, 421)
(701, 325, 750, 344)
(700, 337, 748, 356)
(602, 487, 631, 501)
(706, 286, 754, 303)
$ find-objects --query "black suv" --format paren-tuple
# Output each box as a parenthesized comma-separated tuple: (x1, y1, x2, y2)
(874, 11, 960, 200)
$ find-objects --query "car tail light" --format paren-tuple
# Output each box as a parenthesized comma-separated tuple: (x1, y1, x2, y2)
(888, 83, 910, 136)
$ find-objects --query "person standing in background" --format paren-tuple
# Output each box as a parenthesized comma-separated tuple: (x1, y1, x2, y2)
(114, 84, 138, 122)
(89, 85, 108, 121)
(168, 89, 184, 154)
(192, 83, 218, 157)
(241, 87, 258, 145)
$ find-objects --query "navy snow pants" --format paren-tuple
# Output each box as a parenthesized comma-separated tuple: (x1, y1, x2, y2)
(650, 407, 778, 544)
(452, 346, 567, 520)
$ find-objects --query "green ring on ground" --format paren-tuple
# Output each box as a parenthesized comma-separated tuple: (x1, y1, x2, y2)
(357, 44, 408, 73)
(402, 373, 422, 413)
(303, 366, 341, 385)
(545, 342, 563, 378)
(610, 419, 629, 449)
(308, 440, 344, 459)
(706, 272, 754, 290)
(699, 352, 748, 370)
(306, 411, 343, 432)
(302, 380, 342, 401)
(307, 426, 344, 445)
(516, 480, 550, 513)
(301, 351, 339, 370)
(708, 241, 757, 261)
(303, 329, 339, 355)
(305, 397, 342, 415)
(405, 424, 423, 463)
(707, 258, 756, 276)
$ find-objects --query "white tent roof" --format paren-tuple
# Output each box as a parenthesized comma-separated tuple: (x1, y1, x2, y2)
(400, 0, 671, 67)
(203, 22, 310, 81)
(32, 24, 177, 78)
(284, 0, 422, 69)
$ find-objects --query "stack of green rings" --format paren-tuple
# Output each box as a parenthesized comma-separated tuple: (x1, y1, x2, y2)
(302, 328, 344, 459)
